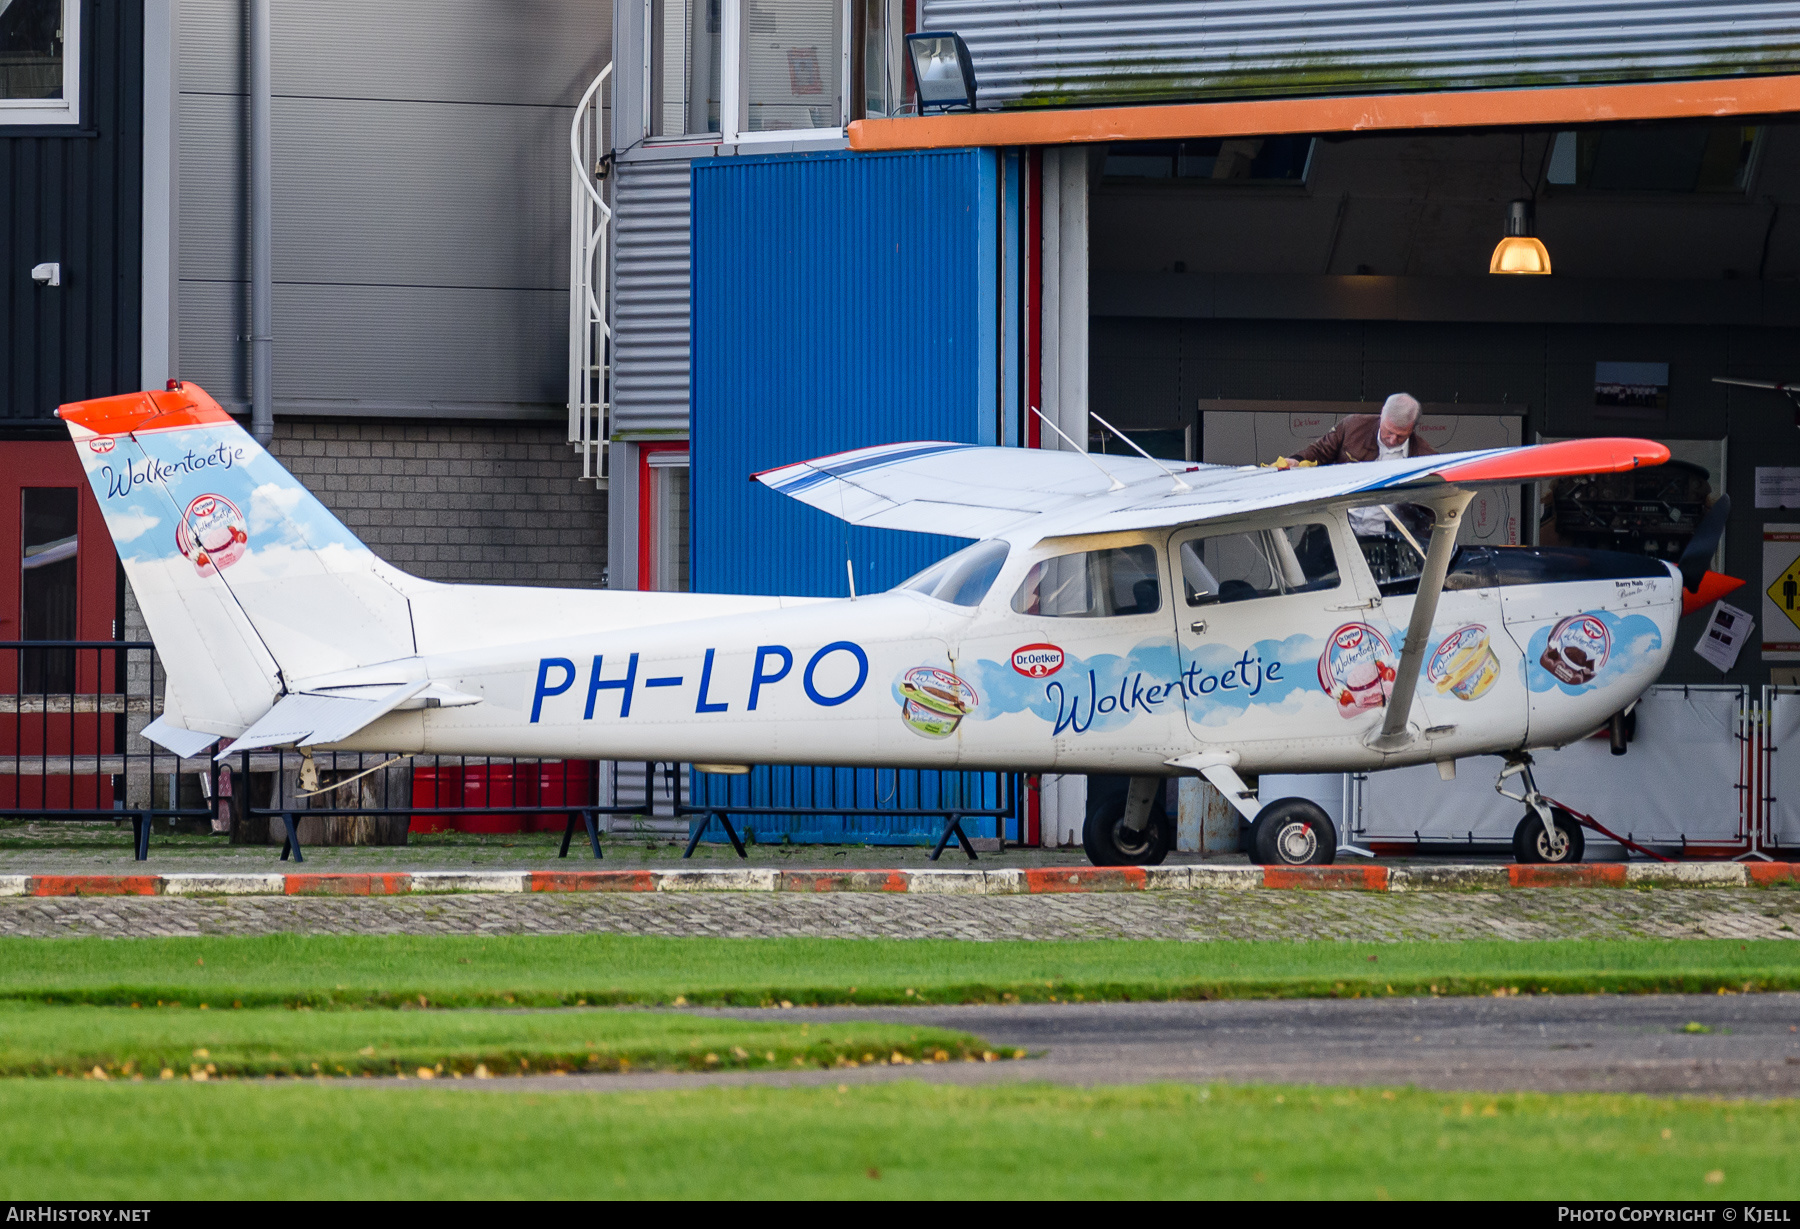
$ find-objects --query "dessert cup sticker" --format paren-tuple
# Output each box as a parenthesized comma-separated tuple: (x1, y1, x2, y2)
(897, 666, 977, 739)
(174, 494, 248, 576)
(1539, 614, 1610, 686)
(1318, 622, 1396, 717)
(1427, 624, 1500, 702)
(1524, 609, 1662, 696)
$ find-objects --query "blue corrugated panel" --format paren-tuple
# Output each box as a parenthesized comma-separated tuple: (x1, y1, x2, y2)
(689, 147, 1007, 843)
(691, 147, 998, 599)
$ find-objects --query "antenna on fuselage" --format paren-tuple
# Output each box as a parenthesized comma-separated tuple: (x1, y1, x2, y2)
(1089, 410, 1193, 493)
(1029, 406, 1125, 493)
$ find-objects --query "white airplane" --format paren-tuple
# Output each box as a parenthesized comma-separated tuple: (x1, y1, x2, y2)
(58, 383, 1733, 868)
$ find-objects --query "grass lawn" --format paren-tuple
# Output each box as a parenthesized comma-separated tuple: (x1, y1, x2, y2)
(0, 1001, 994, 1080)
(3, 934, 1798, 1008)
(0, 1079, 1792, 1200)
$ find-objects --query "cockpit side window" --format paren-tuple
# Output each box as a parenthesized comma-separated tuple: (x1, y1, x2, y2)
(1180, 522, 1339, 606)
(897, 540, 1011, 607)
(1011, 544, 1162, 617)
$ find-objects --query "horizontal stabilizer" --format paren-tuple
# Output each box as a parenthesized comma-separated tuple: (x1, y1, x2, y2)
(217, 681, 427, 759)
(141, 716, 221, 759)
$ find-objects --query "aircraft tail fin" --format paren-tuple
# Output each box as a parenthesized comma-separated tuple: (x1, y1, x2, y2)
(58, 383, 416, 738)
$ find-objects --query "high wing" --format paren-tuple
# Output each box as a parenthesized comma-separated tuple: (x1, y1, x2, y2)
(753, 442, 1186, 538)
(754, 437, 1672, 541)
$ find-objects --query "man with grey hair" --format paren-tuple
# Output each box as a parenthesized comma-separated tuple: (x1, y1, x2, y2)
(1279, 393, 1436, 574)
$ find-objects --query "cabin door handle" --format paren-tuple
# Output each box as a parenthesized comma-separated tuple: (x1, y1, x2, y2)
(1189, 620, 1207, 634)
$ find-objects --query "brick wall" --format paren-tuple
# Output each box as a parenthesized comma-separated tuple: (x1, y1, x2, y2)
(267, 418, 607, 587)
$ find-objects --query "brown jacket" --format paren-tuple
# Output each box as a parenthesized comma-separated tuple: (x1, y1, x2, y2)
(1286, 414, 1435, 466)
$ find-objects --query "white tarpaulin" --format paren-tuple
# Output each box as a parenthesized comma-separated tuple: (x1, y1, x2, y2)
(1268, 686, 1746, 849)
(1768, 690, 1800, 847)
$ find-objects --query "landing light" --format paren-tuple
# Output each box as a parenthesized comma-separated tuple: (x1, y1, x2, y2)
(905, 32, 977, 113)
(1490, 199, 1551, 275)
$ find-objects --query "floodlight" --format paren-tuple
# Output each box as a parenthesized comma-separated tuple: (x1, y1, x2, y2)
(906, 32, 976, 113)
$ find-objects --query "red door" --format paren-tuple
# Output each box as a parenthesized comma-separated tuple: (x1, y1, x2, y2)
(0, 441, 121, 811)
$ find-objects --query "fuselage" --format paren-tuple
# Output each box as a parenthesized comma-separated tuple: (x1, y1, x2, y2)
(341, 509, 1681, 778)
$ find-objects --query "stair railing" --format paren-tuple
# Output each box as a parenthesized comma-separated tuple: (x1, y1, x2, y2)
(568, 61, 613, 487)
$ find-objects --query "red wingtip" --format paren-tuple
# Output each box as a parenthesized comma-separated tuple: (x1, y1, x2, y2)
(1432, 438, 1672, 485)
(55, 382, 233, 437)
(1682, 571, 1747, 618)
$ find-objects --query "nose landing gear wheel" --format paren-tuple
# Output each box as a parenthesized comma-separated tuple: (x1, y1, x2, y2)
(1248, 798, 1338, 866)
(1512, 807, 1585, 864)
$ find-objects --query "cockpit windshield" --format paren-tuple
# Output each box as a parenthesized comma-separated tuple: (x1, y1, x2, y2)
(896, 540, 1011, 607)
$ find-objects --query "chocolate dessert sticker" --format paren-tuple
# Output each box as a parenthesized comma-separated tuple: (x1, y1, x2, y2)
(1538, 614, 1611, 686)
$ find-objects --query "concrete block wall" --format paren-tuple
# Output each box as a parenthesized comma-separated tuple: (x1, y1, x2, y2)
(267, 418, 608, 587)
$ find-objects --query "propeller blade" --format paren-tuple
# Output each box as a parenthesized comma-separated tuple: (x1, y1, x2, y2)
(1679, 494, 1732, 593)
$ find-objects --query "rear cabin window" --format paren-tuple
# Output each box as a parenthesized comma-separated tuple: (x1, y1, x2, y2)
(1180, 523, 1339, 606)
(897, 539, 1010, 607)
(1011, 544, 1162, 617)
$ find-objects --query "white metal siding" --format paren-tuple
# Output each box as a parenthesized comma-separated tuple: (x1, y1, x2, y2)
(175, 0, 612, 418)
(611, 159, 695, 436)
(922, 1, 1800, 108)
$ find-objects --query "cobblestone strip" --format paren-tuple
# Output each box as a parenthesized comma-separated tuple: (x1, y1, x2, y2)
(0, 887, 1796, 941)
(3, 862, 1790, 898)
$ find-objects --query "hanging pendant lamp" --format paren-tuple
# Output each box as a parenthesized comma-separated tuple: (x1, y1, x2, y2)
(1489, 199, 1552, 275)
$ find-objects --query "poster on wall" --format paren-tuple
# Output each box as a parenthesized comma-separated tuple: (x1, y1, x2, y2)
(1593, 361, 1669, 421)
(1201, 404, 1522, 547)
(1694, 600, 1752, 673)
(1763, 525, 1800, 661)
(1756, 468, 1800, 509)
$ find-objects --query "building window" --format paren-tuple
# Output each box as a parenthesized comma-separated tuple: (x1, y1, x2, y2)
(1102, 138, 1314, 184)
(651, 0, 722, 136)
(648, 0, 848, 142)
(1546, 125, 1762, 194)
(639, 444, 690, 592)
(858, 0, 903, 118)
(743, 0, 842, 132)
(20, 487, 78, 692)
(0, 0, 78, 126)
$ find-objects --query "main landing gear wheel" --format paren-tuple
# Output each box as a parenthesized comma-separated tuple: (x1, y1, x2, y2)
(1513, 808, 1585, 864)
(1082, 776, 1173, 867)
(1248, 798, 1337, 866)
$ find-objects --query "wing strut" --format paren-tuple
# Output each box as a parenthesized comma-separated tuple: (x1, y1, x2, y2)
(1369, 491, 1474, 753)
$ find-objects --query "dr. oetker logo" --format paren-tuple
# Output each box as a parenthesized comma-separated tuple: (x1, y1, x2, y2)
(175, 494, 248, 576)
(1011, 644, 1065, 678)
(88, 436, 116, 453)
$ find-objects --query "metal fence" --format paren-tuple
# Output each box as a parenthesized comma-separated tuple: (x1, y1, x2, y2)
(0, 642, 1018, 862)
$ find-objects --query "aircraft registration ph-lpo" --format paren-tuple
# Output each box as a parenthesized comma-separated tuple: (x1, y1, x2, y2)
(57, 384, 1736, 867)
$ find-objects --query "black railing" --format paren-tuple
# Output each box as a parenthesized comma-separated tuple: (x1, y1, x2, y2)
(2, 643, 1021, 863)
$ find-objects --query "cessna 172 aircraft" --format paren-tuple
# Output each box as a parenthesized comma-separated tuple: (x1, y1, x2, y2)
(58, 383, 1732, 868)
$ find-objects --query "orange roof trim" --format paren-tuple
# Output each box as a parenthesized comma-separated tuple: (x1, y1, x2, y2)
(56, 382, 234, 437)
(849, 74, 1800, 151)
(1433, 438, 1671, 486)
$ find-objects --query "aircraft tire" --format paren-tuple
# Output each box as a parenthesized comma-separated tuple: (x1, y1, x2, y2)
(1512, 808, 1585, 864)
(1249, 799, 1337, 866)
(1081, 776, 1173, 866)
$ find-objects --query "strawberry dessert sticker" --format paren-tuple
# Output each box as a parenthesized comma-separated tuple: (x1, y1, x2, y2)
(1317, 622, 1396, 717)
(175, 494, 248, 576)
